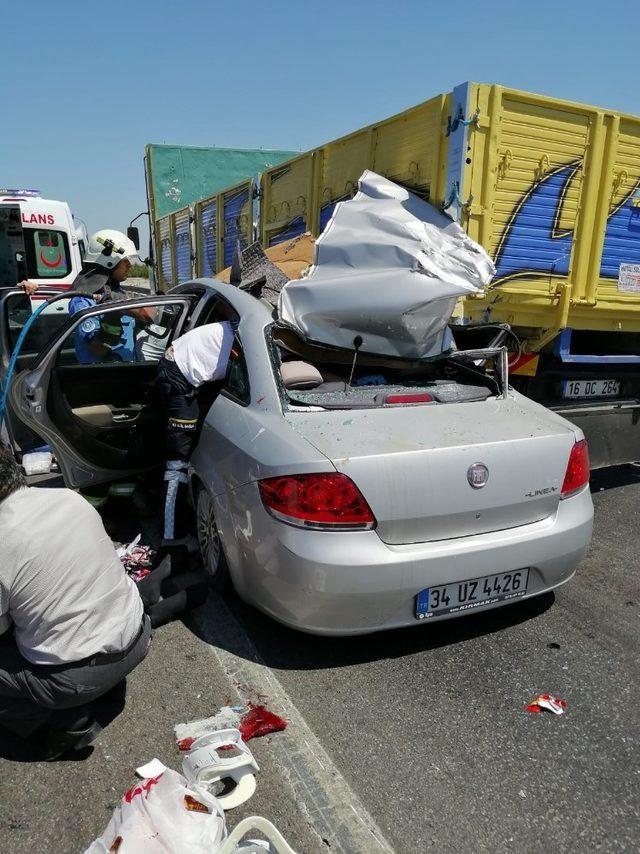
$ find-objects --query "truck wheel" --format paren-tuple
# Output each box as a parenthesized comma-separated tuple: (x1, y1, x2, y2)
(195, 485, 229, 591)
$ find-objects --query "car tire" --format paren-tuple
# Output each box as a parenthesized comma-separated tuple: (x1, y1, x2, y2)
(195, 484, 229, 592)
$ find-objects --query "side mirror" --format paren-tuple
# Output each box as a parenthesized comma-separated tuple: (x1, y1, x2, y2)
(127, 226, 140, 250)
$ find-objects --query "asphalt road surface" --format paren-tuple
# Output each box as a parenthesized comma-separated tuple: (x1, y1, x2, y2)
(0, 467, 638, 853)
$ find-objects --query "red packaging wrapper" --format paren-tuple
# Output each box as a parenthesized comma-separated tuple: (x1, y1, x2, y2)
(239, 705, 287, 741)
(526, 693, 568, 715)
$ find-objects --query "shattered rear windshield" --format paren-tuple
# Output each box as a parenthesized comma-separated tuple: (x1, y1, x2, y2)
(268, 325, 497, 410)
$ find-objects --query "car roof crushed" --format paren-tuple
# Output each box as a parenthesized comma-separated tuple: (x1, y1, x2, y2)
(279, 171, 495, 359)
(220, 171, 495, 360)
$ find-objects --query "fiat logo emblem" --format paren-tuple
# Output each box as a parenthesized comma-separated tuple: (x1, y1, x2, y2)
(467, 463, 489, 489)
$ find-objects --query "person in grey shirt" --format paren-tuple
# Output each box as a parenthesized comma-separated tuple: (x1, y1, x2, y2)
(0, 447, 151, 759)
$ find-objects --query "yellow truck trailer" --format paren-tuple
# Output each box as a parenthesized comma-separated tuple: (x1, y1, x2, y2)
(256, 82, 640, 468)
(151, 82, 640, 467)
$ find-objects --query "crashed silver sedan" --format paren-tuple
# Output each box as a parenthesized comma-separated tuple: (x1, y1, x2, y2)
(192, 173, 594, 635)
(190, 289, 593, 635)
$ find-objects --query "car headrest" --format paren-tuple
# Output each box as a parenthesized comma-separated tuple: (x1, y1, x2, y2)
(280, 360, 323, 390)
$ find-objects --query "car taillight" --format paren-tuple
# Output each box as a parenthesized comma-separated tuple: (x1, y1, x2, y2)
(384, 393, 434, 405)
(258, 473, 376, 530)
(561, 439, 590, 498)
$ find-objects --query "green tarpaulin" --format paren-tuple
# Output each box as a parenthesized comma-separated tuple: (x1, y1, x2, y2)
(145, 144, 298, 221)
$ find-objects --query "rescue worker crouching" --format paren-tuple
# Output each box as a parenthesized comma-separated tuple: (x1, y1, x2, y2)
(155, 314, 235, 552)
(0, 444, 208, 760)
(0, 447, 152, 760)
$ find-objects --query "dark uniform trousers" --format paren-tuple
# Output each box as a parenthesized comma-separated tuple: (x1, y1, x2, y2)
(0, 617, 151, 737)
(155, 354, 199, 542)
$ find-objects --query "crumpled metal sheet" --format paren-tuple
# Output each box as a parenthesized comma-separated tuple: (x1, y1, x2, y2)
(278, 171, 496, 358)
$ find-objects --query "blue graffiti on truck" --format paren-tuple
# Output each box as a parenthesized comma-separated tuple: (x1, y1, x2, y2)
(494, 161, 640, 281)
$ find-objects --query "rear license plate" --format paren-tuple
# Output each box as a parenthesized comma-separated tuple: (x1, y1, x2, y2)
(415, 569, 530, 620)
(562, 379, 620, 399)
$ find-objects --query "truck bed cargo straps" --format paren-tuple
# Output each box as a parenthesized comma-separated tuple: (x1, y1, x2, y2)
(442, 181, 474, 216)
(446, 106, 480, 136)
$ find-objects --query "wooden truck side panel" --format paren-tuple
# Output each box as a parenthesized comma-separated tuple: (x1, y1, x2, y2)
(465, 84, 640, 338)
(257, 82, 640, 340)
(259, 94, 451, 249)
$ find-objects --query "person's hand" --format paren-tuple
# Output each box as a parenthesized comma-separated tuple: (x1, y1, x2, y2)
(19, 280, 39, 296)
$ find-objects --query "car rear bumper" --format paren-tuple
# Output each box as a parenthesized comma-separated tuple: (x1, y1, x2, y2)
(222, 484, 594, 636)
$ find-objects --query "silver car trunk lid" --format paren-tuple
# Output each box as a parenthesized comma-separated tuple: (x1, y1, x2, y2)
(286, 393, 578, 544)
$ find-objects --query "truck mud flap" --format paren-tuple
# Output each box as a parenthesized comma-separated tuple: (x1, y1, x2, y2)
(552, 401, 640, 468)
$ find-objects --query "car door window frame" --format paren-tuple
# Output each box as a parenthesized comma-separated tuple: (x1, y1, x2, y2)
(56, 300, 190, 369)
(5, 294, 198, 490)
(31, 295, 195, 372)
(0, 289, 72, 369)
(183, 288, 250, 406)
(222, 333, 251, 406)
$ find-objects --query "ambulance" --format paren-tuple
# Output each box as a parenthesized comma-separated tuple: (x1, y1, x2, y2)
(0, 189, 87, 290)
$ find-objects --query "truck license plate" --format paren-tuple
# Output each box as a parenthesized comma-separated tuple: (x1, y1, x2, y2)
(562, 379, 620, 399)
(415, 570, 529, 619)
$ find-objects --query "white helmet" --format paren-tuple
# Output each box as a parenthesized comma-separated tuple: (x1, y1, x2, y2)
(85, 229, 142, 270)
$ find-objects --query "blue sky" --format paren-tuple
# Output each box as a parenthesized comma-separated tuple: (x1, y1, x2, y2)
(3, 0, 639, 253)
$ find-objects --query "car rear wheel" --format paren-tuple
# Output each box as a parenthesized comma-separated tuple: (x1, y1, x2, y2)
(196, 485, 229, 591)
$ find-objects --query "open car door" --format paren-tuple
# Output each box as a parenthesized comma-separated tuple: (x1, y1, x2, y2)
(0, 288, 75, 452)
(0, 288, 73, 373)
(5, 293, 196, 489)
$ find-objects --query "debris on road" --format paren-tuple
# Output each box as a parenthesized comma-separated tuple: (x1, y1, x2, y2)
(172, 705, 288, 811)
(239, 706, 288, 742)
(182, 728, 260, 810)
(176, 706, 246, 746)
(116, 534, 156, 581)
(88, 770, 299, 854)
(135, 758, 167, 779)
(176, 704, 287, 749)
(87, 723, 299, 849)
(526, 694, 568, 715)
(222, 816, 299, 854)
(84, 768, 226, 853)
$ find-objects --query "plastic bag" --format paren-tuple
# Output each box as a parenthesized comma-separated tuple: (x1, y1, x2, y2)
(84, 768, 227, 853)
